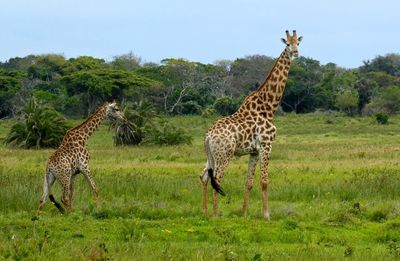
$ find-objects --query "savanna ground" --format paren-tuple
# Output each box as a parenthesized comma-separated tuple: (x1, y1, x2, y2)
(2, 113, 400, 260)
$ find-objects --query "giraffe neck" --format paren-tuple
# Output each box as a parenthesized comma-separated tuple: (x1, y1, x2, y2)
(237, 49, 291, 120)
(68, 103, 108, 142)
(257, 49, 291, 114)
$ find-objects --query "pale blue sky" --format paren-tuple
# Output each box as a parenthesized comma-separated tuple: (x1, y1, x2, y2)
(1, 0, 398, 68)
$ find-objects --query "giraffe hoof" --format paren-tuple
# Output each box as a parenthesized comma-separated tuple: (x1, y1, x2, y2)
(263, 212, 270, 220)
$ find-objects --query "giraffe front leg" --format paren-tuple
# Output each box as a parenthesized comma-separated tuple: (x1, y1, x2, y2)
(260, 145, 272, 220)
(242, 154, 259, 217)
(69, 175, 76, 208)
(82, 169, 98, 206)
(61, 184, 72, 214)
(212, 190, 219, 217)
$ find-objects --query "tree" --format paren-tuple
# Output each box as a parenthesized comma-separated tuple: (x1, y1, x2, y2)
(213, 96, 237, 116)
(282, 57, 323, 113)
(5, 98, 69, 149)
(0, 70, 27, 118)
(111, 51, 141, 71)
(114, 100, 157, 146)
(27, 54, 66, 81)
(353, 77, 378, 113)
(61, 69, 160, 116)
(360, 54, 400, 77)
(335, 89, 359, 115)
(63, 56, 107, 74)
(229, 55, 275, 97)
(370, 86, 400, 114)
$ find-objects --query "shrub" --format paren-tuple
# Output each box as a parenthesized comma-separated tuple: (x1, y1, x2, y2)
(5, 98, 69, 149)
(376, 112, 389, 124)
(213, 96, 237, 116)
(113, 101, 156, 146)
(201, 107, 216, 118)
(114, 122, 143, 146)
(145, 119, 192, 145)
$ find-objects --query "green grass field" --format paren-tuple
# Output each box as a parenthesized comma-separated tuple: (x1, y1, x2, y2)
(2, 113, 400, 260)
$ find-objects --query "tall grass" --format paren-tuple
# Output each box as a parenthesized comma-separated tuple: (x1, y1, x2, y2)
(1, 114, 400, 259)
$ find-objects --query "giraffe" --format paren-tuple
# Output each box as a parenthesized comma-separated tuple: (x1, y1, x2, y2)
(200, 30, 302, 220)
(38, 101, 125, 213)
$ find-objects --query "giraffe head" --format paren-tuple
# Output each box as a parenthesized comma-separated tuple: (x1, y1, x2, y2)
(105, 101, 125, 122)
(281, 30, 303, 59)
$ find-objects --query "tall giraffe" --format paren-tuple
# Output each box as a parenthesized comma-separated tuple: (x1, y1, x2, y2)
(39, 101, 125, 213)
(200, 30, 302, 219)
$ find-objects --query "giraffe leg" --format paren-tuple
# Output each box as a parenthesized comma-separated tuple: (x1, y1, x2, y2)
(200, 167, 209, 214)
(81, 169, 98, 205)
(242, 154, 259, 217)
(212, 164, 229, 217)
(61, 183, 72, 214)
(39, 171, 56, 210)
(212, 189, 219, 217)
(69, 175, 76, 209)
(260, 145, 272, 220)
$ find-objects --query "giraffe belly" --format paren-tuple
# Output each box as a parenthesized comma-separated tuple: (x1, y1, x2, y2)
(235, 141, 258, 156)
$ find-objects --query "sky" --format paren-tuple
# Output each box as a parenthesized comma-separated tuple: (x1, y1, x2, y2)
(1, 0, 399, 68)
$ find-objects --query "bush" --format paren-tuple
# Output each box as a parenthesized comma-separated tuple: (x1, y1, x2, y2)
(201, 107, 216, 118)
(335, 89, 359, 116)
(213, 96, 237, 116)
(376, 112, 389, 124)
(113, 101, 155, 146)
(144, 119, 192, 145)
(114, 122, 143, 146)
(5, 98, 69, 149)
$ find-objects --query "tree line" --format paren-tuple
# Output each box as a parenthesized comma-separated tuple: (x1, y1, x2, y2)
(1, 51, 400, 119)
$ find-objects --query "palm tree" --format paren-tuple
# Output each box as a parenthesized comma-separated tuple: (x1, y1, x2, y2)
(5, 98, 69, 149)
(113, 100, 156, 146)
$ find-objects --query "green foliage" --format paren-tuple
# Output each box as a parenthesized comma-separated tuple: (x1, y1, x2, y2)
(63, 56, 107, 74)
(213, 96, 237, 116)
(360, 53, 400, 77)
(376, 112, 389, 124)
(202, 107, 216, 118)
(114, 122, 142, 146)
(111, 51, 141, 71)
(229, 55, 275, 96)
(4, 98, 69, 148)
(114, 101, 156, 146)
(27, 54, 66, 81)
(0, 70, 26, 118)
(144, 118, 192, 145)
(372, 86, 400, 114)
(1, 52, 400, 118)
(283, 57, 323, 112)
(335, 89, 359, 115)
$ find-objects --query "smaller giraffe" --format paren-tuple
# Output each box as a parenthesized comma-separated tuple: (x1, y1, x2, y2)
(38, 101, 125, 213)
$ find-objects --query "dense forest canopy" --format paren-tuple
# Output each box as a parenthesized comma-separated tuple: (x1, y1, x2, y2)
(1, 52, 400, 118)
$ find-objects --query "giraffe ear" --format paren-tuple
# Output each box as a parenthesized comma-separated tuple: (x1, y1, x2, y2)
(298, 36, 303, 42)
(281, 38, 287, 44)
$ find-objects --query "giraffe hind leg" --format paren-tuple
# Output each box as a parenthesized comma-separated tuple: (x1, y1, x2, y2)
(200, 167, 209, 214)
(39, 171, 65, 214)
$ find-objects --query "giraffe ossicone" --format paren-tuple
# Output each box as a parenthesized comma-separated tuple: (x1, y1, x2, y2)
(38, 101, 125, 213)
(200, 30, 302, 219)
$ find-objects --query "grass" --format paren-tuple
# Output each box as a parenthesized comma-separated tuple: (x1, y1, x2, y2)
(1, 112, 400, 260)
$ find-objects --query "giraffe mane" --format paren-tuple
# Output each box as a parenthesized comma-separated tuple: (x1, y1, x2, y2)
(256, 51, 288, 92)
(66, 102, 108, 134)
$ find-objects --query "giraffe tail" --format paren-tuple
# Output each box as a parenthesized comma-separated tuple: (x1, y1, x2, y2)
(205, 136, 226, 196)
(208, 168, 226, 196)
(49, 194, 65, 214)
